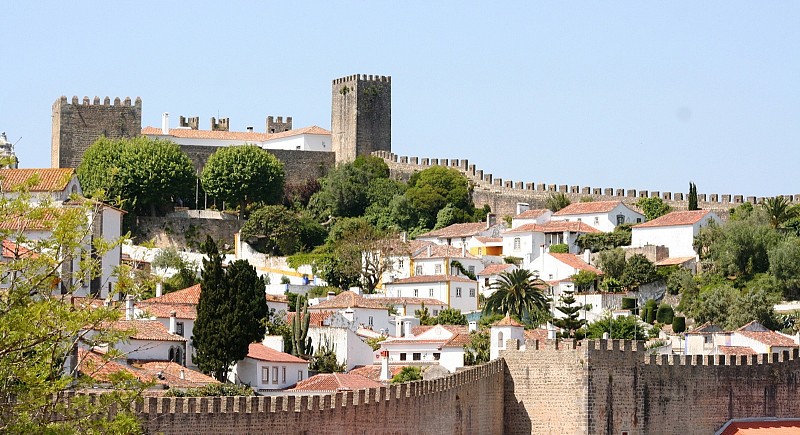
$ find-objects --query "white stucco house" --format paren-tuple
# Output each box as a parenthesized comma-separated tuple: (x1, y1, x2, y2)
(308, 291, 393, 332)
(502, 221, 601, 268)
(233, 343, 309, 392)
(550, 201, 644, 232)
(683, 321, 798, 356)
(511, 208, 553, 229)
(477, 263, 518, 297)
(376, 324, 469, 373)
(631, 210, 721, 258)
(490, 315, 527, 361)
(409, 244, 484, 278)
(529, 252, 603, 290)
(137, 284, 201, 368)
(384, 275, 479, 313)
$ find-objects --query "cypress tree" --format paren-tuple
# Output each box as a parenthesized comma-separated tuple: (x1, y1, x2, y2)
(688, 182, 699, 211)
(193, 236, 268, 381)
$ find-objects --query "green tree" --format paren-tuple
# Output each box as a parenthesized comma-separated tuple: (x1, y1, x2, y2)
(78, 136, 196, 216)
(463, 330, 490, 365)
(571, 270, 597, 292)
(309, 337, 345, 373)
(666, 267, 695, 296)
(586, 314, 646, 340)
(576, 224, 632, 252)
(621, 254, 659, 290)
(434, 203, 472, 229)
(688, 182, 699, 211)
(545, 192, 571, 212)
(761, 196, 800, 229)
(597, 248, 626, 279)
(405, 166, 474, 229)
(201, 145, 285, 217)
(240, 205, 303, 255)
(0, 177, 146, 433)
(391, 366, 423, 384)
(697, 209, 780, 278)
(636, 197, 672, 221)
(193, 237, 268, 381)
(436, 308, 468, 325)
(551, 290, 588, 338)
(769, 238, 800, 298)
(483, 269, 550, 325)
(309, 155, 390, 219)
(152, 247, 199, 295)
(415, 303, 437, 325)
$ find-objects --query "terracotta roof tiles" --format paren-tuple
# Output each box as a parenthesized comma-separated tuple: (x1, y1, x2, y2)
(102, 319, 187, 342)
(135, 361, 219, 389)
(246, 343, 308, 363)
(390, 274, 476, 285)
(412, 244, 479, 259)
(514, 209, 551, 219)
(493, 314, 524, 327)
(549, 253, 604, 275)
(309, 291, 393, 310)
(142, 284, 201, 305)
(552, 201, 622, 216)
(634, 210, 714, 228)
(289, 373, 381, 392)
(0, 168, 75, 192)
(417, 222, 489, 239)
(504, 221, 601, 234)
(348, 365, 405, 381)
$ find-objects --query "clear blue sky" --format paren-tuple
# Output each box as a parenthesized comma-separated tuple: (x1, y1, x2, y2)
(3, 1, 799, 198)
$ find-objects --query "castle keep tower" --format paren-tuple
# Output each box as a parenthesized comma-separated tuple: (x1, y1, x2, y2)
(331, 74, 391, 163)
(51, 96, 142, 169)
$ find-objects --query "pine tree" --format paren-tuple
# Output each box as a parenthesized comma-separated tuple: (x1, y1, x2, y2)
(551, 290, 587, 338)
(688, 182, 699, 211)
(193, 236, 268, 381)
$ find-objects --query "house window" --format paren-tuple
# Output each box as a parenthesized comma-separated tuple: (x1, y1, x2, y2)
(594, 217, 599, 225)
(433, 309, 439, 316)
(498, 331, 505, 349)
(577, 218, 582, 222)
(616, 214, 625, 225)
(433, 353, 441, 360)
(636, 218, 642, 223)
(513, 238, 521, 250)
(415, 265, 423, 275)
(297, 371, 303, 382)
(704, 336, 711, 344)
(435, 264, 442, 274)
(398, 259, 404, 268)
(413, 353, 421, 361)
(400, 353, 407, 361)
(368, 316, 374, 326)
(414, 289, 419, 297)
(272, 367, 279, 384)
(262, 367, 270, 383)
(456, 288, 462, 298)
(468, 266, 475, 275)
(469, 288, 475, 297)
(429, 288, 434, 297)
(282, 367, 286, 383)
(168, 346, 184, 366)
(176, 322, 184, 336)
(484, 278, 490, 287)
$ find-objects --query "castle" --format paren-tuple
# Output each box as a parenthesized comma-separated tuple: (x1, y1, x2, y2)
(127, 339, 800, 434)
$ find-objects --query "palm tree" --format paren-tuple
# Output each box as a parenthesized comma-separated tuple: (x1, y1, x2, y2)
(483, 269, 550, 324)
(761, 196, 799, 229)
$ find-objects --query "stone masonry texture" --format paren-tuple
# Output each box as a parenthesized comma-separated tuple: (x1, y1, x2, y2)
(331, 75, 392, 163)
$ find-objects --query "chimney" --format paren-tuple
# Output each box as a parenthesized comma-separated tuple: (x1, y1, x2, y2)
(155, 281, 163, 298)
(125, 295, 135, 320)
(379, 350, 390, 381)
(161, 112, 169, 134)
(404, 321, 413, 338)
(516, 202, 530, 215)
(401, 232, 407, 243)
(468, 321, 477, 333)
(246, 126, 254, 132)
(179, 369, 185, 380)
(486, 213, 497, 229)
(327, 291, 336, 301)
(427, 244, 432, 258)
(583, 249, 591, 264)
(461, 244, 466, 258)
(169, 311, 177, 334)
(395, 318, 404, 337)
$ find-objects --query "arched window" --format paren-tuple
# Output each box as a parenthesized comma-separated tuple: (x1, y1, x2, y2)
(169, 346, 184, 366)
(497, 331, 505, 349)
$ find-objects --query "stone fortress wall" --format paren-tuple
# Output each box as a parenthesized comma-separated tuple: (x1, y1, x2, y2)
(122, 339, 800, 434)
(373, 150, 800, 218)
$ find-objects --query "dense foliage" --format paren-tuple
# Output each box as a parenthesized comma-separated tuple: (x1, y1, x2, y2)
(483, 269, 550, 326)
(635, 197, 672, 221)
(391, 366, 423, 384)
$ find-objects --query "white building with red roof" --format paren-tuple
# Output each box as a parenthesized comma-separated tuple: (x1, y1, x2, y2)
(384, 275, 478, 313)
(683, 321, 798, 356)
(490, 315, 526, 361)
(632, 210, 721, 258)
(477, 263, 518, 297)
(233, 342, 309, 392)
(90, 316, 188, 366)
(550, 201, 644, 232)
(137, 284, 201, 368)
(409, 243, 485, 279)
(511, 208, 552, 229)
(502, 221, 601, 268)
(376, 324, 469, 373)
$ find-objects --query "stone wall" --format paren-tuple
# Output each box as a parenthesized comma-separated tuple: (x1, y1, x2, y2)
(131, 216, 245, 250)
(332, 75, 392, 163)
(502, 339, 800, 435)
(51, 96, 142, 169)
(137, 360, 505, 435)
(374, 151, 800, 219)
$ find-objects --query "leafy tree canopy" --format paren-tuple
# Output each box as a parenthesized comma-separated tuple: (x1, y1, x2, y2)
(586, 314, 647, 340)
(240, 205, 303, 256)
(545, 192, 571, 212)
(436, 308, 468, 325)
(405, 166, 474, 229)
(391, 366, 423, 384)
(620, 254, 659, 290)
(200, 145, 285, 217)
(636, 197, 672, 221)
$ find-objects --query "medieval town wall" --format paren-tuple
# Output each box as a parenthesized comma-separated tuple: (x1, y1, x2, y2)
(374, 151, 800, 218)
(136, 359, 505, 435)
(131, 216, 244, 250)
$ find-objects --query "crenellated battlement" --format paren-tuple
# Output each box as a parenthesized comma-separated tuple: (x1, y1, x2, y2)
(332, 74, 392, 85)
(57, 95, 142, 107)
(371, 150, 800, 216)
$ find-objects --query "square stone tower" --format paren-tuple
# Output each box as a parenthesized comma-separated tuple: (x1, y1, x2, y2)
(331, 74, 391, 163)
(51, 96, 142, 169)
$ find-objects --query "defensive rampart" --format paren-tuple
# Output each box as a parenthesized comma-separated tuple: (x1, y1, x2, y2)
(373, 151, 800, 217)
(502, 339, 800, 435)
(137, 360, 504, 434)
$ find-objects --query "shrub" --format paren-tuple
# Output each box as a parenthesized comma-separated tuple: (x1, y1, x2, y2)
(672, 316, 686, 333)
(621, 297, 637, 310)
(656, 304, 674, 325)
(391, 366, 423, 384)
(549, 244, 569, 254)
(164, 383, 254, 397)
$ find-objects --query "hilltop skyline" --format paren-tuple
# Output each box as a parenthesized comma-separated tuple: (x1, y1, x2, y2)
(3, 1, 799, 197)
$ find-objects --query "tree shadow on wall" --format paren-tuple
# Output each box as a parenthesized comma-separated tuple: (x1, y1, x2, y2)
(503, 363, 532, 435)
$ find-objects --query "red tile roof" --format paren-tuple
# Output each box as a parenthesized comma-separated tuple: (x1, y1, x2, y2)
(493, 314, 523, 327)
(0, 168, 75, 192)
(138, 303, 197, 320)
(417, 222, 489, 239)
(411, 325, 468, 336)
(553, 201, 623, 216)
(412, 244, 479, 259)
(477, 264, 514, 276)
(524, 328, 549, 341)
(504, 221, 601, 234)
(286, 311, 335, 327)
(443, 333, 472, 348)
(474, 236, 502, 244)
(142, 284, 201, 305)
(102, 320, 187, 342)
(655, 256, 697, 266)
(514, 209, 550, 219)
(246, 343, 308, 363)
(141, 125, 331, 142)
(549, 253, 604, 275)
(391, 274, 476, 285)
(309, 291, 394, 310)
(78, 348, 154, 383)
(135, 361, 219, 389)
(379, 297, 447, 306)
(289, 372, 381, 392)
(718, 346, 758, 356)
(719, 419, 800, 435)
(1, 240, 37, 259)
(734, 330, 797, 348)
(348, 365, 405, 381)
(633, 210, 714, 228)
